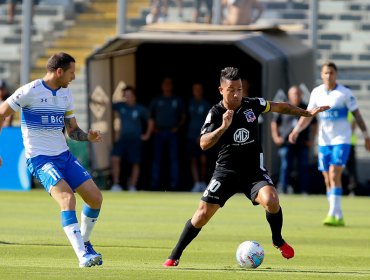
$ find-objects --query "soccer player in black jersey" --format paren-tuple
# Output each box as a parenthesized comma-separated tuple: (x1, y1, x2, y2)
(163, 67, 330, 267)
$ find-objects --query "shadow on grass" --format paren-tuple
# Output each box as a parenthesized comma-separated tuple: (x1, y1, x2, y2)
(0, 241, 170, 250)
(175, 267, 370, 276)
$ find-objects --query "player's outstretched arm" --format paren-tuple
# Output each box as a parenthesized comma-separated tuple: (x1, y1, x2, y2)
(269, 101, 330, 117)
(65, 117, 102, 142)
(0, 102, 16, 131)
(268, 101, 329, 145)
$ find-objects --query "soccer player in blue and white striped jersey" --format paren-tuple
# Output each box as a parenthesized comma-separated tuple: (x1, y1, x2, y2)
(289, 61, 370, 226)
(0, 52, 104, 268)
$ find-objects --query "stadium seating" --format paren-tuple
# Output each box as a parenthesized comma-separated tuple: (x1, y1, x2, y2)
(0, 0, 368, 158)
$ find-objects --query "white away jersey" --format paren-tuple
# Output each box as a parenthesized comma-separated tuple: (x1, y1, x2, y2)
(7, 79, 75, 158)
(307, 84, 358, 146)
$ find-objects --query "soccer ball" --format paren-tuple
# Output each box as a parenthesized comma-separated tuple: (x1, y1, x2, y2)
(236, 241, 264, 268)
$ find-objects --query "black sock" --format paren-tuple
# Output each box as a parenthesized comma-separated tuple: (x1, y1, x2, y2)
(169, 219, 201, 260)
(266, 207, 284, 247)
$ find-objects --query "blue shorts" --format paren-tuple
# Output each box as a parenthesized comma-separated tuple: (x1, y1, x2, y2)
(318, 144, 351, 172)
(26, 150, 92, 193)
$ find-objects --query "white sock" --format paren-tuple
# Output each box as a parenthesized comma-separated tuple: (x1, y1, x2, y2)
(328, 187, 343, 218)
(63, 223, 86, 259)
(80, 213, 98, 243)
(80, 205, 100, 243)
(328, 194, 335, 217)
(333, 195, 343, 218)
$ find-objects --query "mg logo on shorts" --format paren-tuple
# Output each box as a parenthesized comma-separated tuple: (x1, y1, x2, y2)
(233, 128, 249, 143)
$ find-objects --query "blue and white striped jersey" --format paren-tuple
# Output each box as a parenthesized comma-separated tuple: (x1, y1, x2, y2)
(307, 83, 358, 146)
(7, 79, 75, 158)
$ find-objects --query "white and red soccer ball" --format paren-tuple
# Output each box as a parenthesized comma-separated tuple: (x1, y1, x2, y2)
(236, 240, 264, 269)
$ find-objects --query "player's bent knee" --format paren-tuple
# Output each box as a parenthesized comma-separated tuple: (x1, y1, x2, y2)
(90, 192, 103, 208)
(192, 204, 218, 227)
(262, 197, 280, 213)
(57, 193, 77, 210)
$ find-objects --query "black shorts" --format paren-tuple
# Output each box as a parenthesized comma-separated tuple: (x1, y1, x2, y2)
(201, 168, 275, 207)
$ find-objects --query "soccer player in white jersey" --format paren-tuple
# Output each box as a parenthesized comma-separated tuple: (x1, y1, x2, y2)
(0, 52, 104, 267)
(289, 61, 370, 226)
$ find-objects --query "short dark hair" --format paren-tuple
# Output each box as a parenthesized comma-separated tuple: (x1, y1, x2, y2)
(123, 85, 136, 94)
(321, 61, 337, 72)
(46, 52, 75, 72)
(220, 67, 240, 84)
(0, 79, 6, 89)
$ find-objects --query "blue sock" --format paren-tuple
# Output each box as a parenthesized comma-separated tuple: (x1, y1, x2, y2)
(61, 210, 78, 227)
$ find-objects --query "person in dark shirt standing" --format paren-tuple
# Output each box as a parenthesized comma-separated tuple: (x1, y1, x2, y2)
(271, 86, 317, 194)
(149, 77, 186, 190)
(187, 82, 211, 192)
(111, 86, 151, 192)
(0, 80, 13, 127)
(163, 67, 329, 267)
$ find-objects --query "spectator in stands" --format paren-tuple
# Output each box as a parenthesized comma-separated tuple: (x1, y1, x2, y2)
(146, 0, 167, 24)
(7, 0, 19, 24)
(271, 86, 316, 194)
(177, 0, 183, 19)
(289, 61, 370, 226)
(146, 0, 183, 24)
(0, 80, 13, 127)
(110, 86, 151, 192)
(6, 0, 38, 25)
(149, 77, 186, 190)
(223, 0, 264, 25)
(192, 0, 213, 23)
(187, 82, 211, 192)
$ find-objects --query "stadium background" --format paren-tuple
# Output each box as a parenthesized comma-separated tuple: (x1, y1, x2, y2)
(0, 0, 369, 193)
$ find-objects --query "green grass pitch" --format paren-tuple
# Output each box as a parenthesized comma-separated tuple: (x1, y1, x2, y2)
(0, 190, 369, 279)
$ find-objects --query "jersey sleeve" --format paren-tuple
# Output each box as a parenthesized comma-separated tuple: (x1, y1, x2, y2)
(64, 90, 75, 119)
(345, 88, 358, 112)
(200, 107, 220, 136)
(6, 87, 31, 111)
(249, 97, 271, 114)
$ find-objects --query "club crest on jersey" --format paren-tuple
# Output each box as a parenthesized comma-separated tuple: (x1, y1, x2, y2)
(243, 109, 256, 122)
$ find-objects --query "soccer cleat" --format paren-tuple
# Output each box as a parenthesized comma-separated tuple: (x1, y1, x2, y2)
(79, 253, 100, 268)
(274, 242, 295, 259)
(335, 217, 345, 227)
(322, 216, 345, 227)
(85, 241, 103, 265)
(163, 258, 179, 267)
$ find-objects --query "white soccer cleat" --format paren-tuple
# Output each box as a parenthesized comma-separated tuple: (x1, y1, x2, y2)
(79, 253, 100, 268)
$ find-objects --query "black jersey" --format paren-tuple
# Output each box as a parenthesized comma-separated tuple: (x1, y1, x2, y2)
(200, 97, 271, 173)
